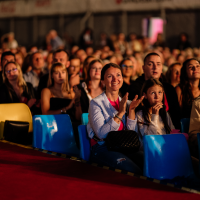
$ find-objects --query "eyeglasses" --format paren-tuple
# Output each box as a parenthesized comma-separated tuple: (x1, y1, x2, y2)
(5, 68, 18, 74)
(91, 67, 102, 71)
(122, 64, 133, 69)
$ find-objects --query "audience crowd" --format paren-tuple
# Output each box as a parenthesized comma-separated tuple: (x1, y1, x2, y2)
(1, 29, 200, 176)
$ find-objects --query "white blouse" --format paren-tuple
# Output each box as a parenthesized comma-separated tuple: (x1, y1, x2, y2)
(127, 110, 175, 150)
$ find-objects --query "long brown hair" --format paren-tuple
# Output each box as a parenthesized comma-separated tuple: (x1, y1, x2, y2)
(48, 62, 70, 92)
(179, 58, 200, 106)
(138, 78, 171, 134)
(86, 59, 104, 94)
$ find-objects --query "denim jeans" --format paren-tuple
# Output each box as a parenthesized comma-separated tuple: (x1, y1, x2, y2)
(90, 143, 143, 175)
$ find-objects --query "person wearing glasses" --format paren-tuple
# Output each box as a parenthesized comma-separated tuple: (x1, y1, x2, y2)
(119, 58, 134, 97)
(0, 61, 36, 110)
(82, 59, 104, 104)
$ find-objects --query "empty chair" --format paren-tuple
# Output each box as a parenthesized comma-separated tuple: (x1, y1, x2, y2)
(81, 113, 89, 125)
(78, 125, 90, 161)
(0, 103, 32, 139)
(180, 118, 190, 133)
(143, 134, 194, 180)
(33, 114, 79, 157)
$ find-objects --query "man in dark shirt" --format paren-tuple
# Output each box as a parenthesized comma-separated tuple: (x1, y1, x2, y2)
(128, 52, 181, 129)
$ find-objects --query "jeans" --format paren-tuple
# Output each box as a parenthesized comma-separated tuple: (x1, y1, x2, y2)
(90, 143, 143, 175)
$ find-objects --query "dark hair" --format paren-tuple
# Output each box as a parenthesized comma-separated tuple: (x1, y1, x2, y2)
(1, 51, 15, 65)
(165, 62, 181, 84)
(69, 55, 80, 62)
(30, 51, 42, 66)
(86, 59, 104, 94)
(144, 52, 160, 64)
(138, 78, 171, 134)
(101, 63, 122, 80)
(119, 57, 133, 67)
(53, 49, 69, 61)
(82, 55, 96, 80)
(180, 58, 200, 106)
(120, 58, 133, 78)
(22, 53, 32, 73)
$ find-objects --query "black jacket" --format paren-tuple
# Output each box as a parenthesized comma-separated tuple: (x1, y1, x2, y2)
(128, 74, 181, 129)
(0, 82, 35, 104)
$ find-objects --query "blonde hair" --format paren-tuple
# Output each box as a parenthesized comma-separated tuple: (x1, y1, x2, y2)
(3, 61, 27, 87)
(48, 62, 70, 92)
(3, 61, 27, 101)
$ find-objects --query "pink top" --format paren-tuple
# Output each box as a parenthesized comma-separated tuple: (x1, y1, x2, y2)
(90, 97, 125, 147)
(164, 94, 169, 111)
(108, 98, 124, 131)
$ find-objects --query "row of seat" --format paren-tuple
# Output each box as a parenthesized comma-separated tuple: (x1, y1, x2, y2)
(0, 103, 198, 180)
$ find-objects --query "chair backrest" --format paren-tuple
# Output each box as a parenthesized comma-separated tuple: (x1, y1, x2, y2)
(33, 114, 79, 157)
(81, 113, 89, 125)
(180, 118, 190, 133)
(143, 134, 194, 180)
(0, 103, 32, 133)
(78, 125, 91, 161)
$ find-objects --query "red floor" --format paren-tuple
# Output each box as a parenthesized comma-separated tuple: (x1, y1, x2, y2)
(0, 142, 199, 200)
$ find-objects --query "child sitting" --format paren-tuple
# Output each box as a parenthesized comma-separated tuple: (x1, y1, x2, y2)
(127, 78, 175, 150)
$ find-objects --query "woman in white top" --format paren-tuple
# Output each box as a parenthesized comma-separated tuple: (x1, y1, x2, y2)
(127, 78, 174, 150)
(82, 59, 104, 101)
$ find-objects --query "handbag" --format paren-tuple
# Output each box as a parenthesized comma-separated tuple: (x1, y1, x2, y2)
(3, 120, 32, 145)
(105, 130, 140, 154)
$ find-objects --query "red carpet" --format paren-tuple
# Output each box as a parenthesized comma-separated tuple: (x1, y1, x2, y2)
(0, 142, 199, 200)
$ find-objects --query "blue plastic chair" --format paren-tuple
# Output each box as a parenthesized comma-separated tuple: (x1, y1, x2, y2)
(78, 125, 91, 161)
(143, 134, 194, 180)
(33, 114, 79, 157)
(180, 118, 190, 133)
(81, 113, 89, 125)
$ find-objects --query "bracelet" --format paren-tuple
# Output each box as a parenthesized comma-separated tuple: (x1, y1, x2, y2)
(61, 109, 66, 114)
(115, 114, 122, 121)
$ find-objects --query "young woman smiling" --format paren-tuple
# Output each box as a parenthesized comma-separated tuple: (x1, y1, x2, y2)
(176, 58, 200, 118)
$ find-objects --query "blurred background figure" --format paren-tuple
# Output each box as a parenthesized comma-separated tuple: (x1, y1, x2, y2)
(166, 62, 182, 88)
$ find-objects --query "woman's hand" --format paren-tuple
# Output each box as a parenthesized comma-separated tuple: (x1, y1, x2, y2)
(65, 98, 75, 111)
(74, 85, 81, 101)
(27, 98, 37, 108)
(152, 102, 163, 115)
(118, 92, 129, 117)
(128, 95, 144, 120)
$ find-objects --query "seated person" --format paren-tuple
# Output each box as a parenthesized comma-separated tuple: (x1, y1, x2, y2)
(41, 62, 82, 122)
(0, 61, 36, 110)
(0, 51, 16, 86)
(23, 51, 46, 93)
(127, 79, 174, 150)
(176, 58, 200, 119)
(165, 62, 182, 88)
(119, 58, 134, 97)
(128, 52, 180, 129)
(188, 96, 200, 159)
(87, 63, 144, 174)
(82, 59, 104, 103)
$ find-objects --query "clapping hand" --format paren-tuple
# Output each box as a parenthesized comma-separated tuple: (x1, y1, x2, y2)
(128, 95, 144, 120)
(119, 92, 129, 116)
